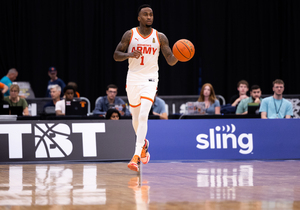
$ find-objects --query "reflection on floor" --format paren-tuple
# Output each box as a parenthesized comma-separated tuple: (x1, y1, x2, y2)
(0, 160, 299, 209)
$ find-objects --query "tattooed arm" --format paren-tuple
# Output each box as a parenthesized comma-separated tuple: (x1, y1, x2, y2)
(113, 30, 143, 61)
(158, 32, 178, 66)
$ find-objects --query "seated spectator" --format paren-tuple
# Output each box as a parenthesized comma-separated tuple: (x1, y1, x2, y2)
(0, 82, 8, 95)
(259, 79, 293, 119)
(149, 92, 168, 119)
(197, 83, 220, 115)
(93, 84, 130, 116)
(4, 84, 29, 116)
(43, 85, 61, 113)
(236, 85, 262, 115)
(0, 68, 18, 97)
(46, 67, 66, 98)
(67, 81, 80, 98)
(106, 109, 121, 120)
(55, 85, 75, 116)
(230, 80, 249, 107)
(0, 91, 10, 114)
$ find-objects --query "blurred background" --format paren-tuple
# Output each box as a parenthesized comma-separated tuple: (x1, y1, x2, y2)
(1, 0, 299, 110)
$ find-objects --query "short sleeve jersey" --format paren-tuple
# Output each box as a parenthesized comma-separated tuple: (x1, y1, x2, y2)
(127, 27, 160, 85)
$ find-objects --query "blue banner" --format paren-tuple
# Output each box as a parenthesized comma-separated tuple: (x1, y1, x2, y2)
(147, 119, 300, 160)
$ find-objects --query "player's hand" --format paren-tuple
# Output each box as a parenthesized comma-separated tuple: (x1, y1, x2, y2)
(129, 50, 143, 59)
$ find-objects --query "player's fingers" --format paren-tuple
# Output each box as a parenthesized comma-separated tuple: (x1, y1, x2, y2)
(135, 50, 143, 56)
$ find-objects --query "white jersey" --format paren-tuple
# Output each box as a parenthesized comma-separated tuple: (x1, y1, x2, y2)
(127, 27, 160, 85)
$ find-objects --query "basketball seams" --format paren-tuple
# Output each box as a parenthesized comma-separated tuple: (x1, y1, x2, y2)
(178, 40, 192, 58)
(172, 39, 195, 62)
(175, 44, 190, 60)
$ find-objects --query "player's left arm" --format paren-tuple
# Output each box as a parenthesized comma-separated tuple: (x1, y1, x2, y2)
(158, 32, 178, 66)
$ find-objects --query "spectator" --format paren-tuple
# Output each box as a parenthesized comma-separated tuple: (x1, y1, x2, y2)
(4, 84, 29, 116)
(93, 84, 130, 116)
(150, 92, 168, 119)
(236, 85, 262, 115)
(0, 68, 18, 96)
(46, 67, 66, 98)
(230, 80, 249, 107)
(0, 82, 8, 95)
(55, 85, 75, 116)
(0, 91, 10, 114)
(43, 85, 61, 112)
(67, 81, 80, 98)
(197, 83, 220, 115)
(259, 79, 293, 119)
(105, 109, 121, 120)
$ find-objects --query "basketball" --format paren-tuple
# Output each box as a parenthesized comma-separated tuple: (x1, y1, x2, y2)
(172, 39, 195, 62)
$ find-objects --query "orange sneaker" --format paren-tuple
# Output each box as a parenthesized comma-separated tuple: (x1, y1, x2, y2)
(141, 139, 150, 164)
(128, 155, 140, 172)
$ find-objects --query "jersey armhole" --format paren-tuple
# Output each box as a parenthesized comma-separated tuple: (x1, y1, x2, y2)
(156, 31, 161, 46)
(129, 29, 134, 45)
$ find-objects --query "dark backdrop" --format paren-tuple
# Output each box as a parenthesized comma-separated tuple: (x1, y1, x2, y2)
(1, 0, 300, 110)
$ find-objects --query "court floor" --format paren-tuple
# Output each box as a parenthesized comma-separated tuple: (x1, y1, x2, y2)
(0, 160, 299, 209)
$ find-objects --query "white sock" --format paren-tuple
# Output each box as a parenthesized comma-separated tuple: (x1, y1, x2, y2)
(131, 106, 140, 133)
(134, 99, 152, 157)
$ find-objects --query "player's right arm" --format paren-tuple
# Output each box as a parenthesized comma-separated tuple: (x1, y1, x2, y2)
(113, 30, 143, 61)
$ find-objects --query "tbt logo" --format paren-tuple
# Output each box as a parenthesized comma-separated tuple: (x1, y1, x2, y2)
(196, 124, 253, 154)
(35, 123, 73, 158)
(0, 123, 105, 159)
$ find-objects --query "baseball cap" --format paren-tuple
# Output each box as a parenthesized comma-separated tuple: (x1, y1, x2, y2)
(48, 67, 57, 73)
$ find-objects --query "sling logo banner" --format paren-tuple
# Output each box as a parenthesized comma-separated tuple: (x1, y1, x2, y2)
(0, 123, 105, 159)
(148, 119, 300, 160)
(196, 124, 253, 154)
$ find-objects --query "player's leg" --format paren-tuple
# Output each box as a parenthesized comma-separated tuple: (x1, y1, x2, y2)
(137, 85, 157, 164)
(126, 85, 141, 134)
(126, 85, 143, 171)
(128, 99, 152, 171)
(130, 105, 140, 133)
(134, 98, 152, 156)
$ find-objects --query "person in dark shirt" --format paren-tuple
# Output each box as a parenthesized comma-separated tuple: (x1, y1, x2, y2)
(43, 84, 62, 113)
(0, 91, 10, 114)
(46, 67, 66, 98)
(230, 80, 249, 107)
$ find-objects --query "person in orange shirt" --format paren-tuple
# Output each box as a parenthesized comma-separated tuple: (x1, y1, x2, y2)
(67, 82, 80, 98)
(0, 82, 8, 95)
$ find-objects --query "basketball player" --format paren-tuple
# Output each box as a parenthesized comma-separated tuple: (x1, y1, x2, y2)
(113, 4, 178, 171)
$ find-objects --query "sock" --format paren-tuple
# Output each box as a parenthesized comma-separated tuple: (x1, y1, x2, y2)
(134, 99, 152, 156)
(131, 106, 140, 133)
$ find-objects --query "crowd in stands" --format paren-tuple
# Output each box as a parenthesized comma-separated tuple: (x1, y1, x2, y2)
(0, 67, 294, 119)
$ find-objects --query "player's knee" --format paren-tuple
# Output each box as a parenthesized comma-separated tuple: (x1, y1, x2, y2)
(138, 113, 148, 122)
(132, 116, 139, 122)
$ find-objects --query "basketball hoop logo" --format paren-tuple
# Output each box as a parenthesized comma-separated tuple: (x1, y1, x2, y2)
(34, 123, 73, 158)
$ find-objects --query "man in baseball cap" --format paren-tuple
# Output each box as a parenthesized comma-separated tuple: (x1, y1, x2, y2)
(46, 66, 66, 97)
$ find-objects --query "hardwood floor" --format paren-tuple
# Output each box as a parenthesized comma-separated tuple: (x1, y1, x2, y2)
(0, 160, 299, 209)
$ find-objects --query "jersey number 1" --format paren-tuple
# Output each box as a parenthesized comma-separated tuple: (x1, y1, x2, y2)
(140, 56, 144, 65)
